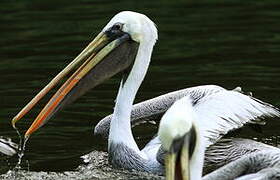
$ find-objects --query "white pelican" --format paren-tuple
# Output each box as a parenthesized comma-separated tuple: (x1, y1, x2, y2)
(12, 11, 280, 174)
(159, 96, 280, 180)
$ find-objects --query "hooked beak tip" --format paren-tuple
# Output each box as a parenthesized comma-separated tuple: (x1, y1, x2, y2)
(24, 134, 30, 140)
(11, 117, 18, 129)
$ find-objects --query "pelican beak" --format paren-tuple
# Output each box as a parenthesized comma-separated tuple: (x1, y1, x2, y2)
(11, 28, 139, 138)
(165, 128, 196, 180)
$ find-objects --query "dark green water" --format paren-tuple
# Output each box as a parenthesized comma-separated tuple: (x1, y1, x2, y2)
(0, 0, 280, 178)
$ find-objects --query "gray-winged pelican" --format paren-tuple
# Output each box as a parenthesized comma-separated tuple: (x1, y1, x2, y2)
(159, 96, 280, 180)
(11, 11, 280, 174)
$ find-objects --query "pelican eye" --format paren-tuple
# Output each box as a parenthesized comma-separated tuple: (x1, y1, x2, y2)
(105, 23, 125, 39)
(112, 23, 123, 31)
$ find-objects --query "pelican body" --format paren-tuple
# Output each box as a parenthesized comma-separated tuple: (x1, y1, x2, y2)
(11, 11, 280, 176)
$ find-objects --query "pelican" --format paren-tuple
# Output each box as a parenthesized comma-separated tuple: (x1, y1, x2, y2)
(159, 96, 280, 180)
(11, 11, 280, 174)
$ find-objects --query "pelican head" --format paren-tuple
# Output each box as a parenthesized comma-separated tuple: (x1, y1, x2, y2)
(104, 11, 158, 44)
(158, 96, 204, 180)
(12, 11, 158, 137)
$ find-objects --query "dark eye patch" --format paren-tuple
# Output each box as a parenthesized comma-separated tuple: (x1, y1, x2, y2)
(105, 23, 125, 40)
(112, 23, 123, 31)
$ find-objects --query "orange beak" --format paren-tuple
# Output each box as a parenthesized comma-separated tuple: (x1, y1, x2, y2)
(11, 29, 139, 139)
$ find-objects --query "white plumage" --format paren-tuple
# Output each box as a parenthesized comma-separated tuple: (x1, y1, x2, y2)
(192, 89, 280, 147)
(159, 96, 196, 151)
(90, 11, 280, 175)
(159, 96, 206, 180)
(158, 94, 280, 180)
(8, 10, 280, 178)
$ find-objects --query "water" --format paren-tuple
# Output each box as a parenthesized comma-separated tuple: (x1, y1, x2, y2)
(0, 0, 280, 179)
(13, 128, 29, 172)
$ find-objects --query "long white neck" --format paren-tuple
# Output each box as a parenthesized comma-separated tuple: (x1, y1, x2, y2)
(108, 40, 155, 153)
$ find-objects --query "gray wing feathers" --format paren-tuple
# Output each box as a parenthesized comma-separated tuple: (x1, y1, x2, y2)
(203, 150, 280, 180)
(94, 85, 225, 137)
(235, 168, 280, 180)
(204, 138, 279, 172)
